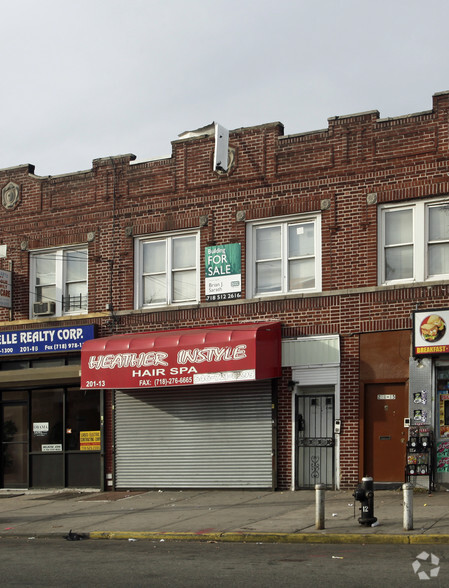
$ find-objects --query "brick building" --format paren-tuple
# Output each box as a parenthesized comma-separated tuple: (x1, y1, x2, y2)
(1, 91, 449, 491)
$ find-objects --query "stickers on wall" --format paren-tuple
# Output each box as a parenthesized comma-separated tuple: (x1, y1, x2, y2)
(413, 410, 428, 423)
(412, 390, 429, 425)
(413, 391, 428, 405)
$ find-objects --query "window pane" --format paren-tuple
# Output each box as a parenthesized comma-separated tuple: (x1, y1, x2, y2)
(256, 226, 281, 260)
(2, 404, 28, 443)
(173, 236, 196, 269)
(1, 390, 28, 399)
(289, 258, 315, 290)
(66, 250, 87, 282)
(173, 269, 196, 301)
(385, 209, 413, 245)
(143, 241, 166, 273)
(31, 390, 63, 452)
(65, 389, 100, 451)
(67, 282, 87, 297)
(143, 275, 166, 304)
(289, 223, 314, 257)
(36, 285, 56, 303)
(256, 260, 282, 293)
(429, 206, 449, 241)
(36, 254, 55, 285)
(429, 243, 449, 276)
(66, 282, 88, 310)
(385, 245, 413, 280)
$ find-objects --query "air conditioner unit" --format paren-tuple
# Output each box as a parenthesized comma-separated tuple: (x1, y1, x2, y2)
(33, 301, 56, 316)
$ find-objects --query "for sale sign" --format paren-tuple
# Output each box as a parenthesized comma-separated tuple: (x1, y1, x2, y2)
(205, 243, 241, 301)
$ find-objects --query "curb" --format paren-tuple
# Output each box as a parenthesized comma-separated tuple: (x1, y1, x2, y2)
(87, 531, 449, 545)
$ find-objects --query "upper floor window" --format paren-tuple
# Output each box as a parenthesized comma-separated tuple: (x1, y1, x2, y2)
(30, 247, 88, 317)
(379, 199, 449, 284)
(135, 231, 199, 308)
(247, 215, 322, 297)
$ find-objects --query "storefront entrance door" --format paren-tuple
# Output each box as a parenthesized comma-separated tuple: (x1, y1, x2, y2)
(364, 383, 407, 482)
(296, 390, 335, 489)
(1, 403, 28, 488)
(0, 387, 101, 489)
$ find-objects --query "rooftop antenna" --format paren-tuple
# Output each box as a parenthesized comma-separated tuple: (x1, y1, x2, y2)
(214, 123, 229, 173)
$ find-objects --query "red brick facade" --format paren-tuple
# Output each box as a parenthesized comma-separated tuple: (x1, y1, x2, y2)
(2, 91, 449, 489)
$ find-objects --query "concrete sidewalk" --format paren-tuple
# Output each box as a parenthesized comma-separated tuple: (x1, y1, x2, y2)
(0, 488, 448, 544)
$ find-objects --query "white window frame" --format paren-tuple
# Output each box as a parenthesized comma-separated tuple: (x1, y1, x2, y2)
(246, 214, 322, 297)
(379, 198, 449, 285)
(134, 230, 200, 308)
(29, 246, 88, 317)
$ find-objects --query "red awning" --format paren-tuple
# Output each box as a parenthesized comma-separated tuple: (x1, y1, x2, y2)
(81, 322, 281, 389)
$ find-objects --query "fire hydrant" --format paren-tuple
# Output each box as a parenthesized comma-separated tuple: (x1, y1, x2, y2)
(353, 476, 377, 526)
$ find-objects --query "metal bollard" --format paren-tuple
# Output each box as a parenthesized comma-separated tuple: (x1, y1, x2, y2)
(403, 482, 413, 531)
(315, 483, 325, 530)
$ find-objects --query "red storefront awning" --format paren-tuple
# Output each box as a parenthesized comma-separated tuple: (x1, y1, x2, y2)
(81, 322, 281, 389)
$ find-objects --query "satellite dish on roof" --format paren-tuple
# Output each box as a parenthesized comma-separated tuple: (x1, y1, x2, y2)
(178, 122, 230, 173)
(214, 123, 229, 173)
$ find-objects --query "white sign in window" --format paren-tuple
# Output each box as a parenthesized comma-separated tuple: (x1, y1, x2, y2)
(33, 422, 49, 435)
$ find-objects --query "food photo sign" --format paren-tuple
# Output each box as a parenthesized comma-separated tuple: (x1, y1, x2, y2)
(414, 309, 449, 356)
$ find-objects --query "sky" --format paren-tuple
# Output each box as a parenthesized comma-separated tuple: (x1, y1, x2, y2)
(1, 0, 449, 176)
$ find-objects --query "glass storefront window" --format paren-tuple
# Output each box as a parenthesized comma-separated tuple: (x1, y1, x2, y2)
(31, 390, 63, 452)
(435, 366, 449, 477)
(65, 388, 100, 451)
(436, 369, 449, 434)
(0, 360, 101, 488)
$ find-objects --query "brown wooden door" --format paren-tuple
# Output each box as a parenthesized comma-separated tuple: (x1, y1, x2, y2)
(364, 383, 407, 482)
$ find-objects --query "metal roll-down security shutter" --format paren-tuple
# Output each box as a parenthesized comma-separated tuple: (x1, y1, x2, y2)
(114, 381, 273, 489)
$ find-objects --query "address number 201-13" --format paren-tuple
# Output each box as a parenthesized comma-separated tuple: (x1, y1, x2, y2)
(84, 380, 106, 388)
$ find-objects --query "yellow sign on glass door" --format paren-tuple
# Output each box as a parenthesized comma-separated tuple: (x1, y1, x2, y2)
(80, 430, 101, 451)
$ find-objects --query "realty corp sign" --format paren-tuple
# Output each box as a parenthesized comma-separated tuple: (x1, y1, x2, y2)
(0, 325, 95, 356)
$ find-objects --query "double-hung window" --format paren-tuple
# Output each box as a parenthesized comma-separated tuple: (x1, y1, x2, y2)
(135, 232, 199, 307)
(30, 247, 88, 317)
(379, 199, 449, 284)
(247, 215, 321, 296)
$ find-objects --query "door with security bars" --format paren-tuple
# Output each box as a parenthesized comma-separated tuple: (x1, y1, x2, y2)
(296, 390, 335, 489)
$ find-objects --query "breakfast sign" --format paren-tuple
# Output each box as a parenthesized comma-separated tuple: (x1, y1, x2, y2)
(414, 309, 449, 356)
